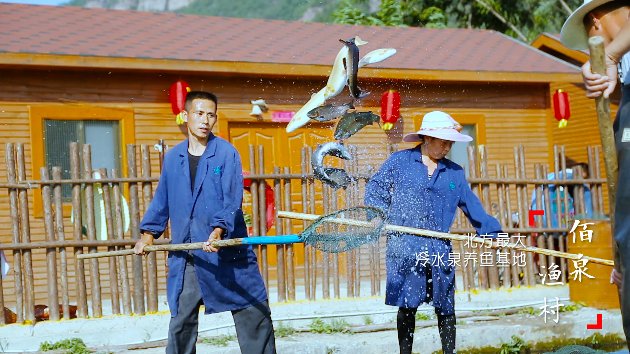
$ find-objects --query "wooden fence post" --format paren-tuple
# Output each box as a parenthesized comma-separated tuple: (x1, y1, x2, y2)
(17, 144, 35, 322)
(141, 145, 158, 313)
(127, 144, 145, 315)
(99, 168, 120, 315)
(52, 167, 70, 319)
(40, 167, 60, 321)
(6, 143, 23, 323)
(82, 144, 102, 317)
(70, 142, 88, 318)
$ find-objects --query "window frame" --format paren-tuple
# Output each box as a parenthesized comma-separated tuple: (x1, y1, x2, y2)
(30, 105, 135, 217)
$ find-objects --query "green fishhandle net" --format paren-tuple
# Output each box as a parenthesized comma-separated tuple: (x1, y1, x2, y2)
(301, 206, 386, 253)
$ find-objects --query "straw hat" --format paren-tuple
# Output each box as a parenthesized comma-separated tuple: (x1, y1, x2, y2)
(402, 111, 472, 143)
(560, 0, 614, 49)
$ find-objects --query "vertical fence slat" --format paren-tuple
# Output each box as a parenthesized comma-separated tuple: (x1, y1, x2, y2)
(17, 144, 35, 322)
(308, 147, 317, 300)
(257, 146, 269, 289)
(495, 164, 510, 288)
(99, 169, 120, 315)
(112, 169, 132, 315)
(40, 167, 60, 321)
(141, 146, 158, 313)
(468, 146, 487, 289)
(534, 165, 547, 281)
(273, 167, 286, 302)
(249, 145, 261, 267)
(519, 146, 536, 286)
(321, 185, 330, 300)
(479, 146, 499, 289)
(52, 167, 70, 319)
(6, 143, 23, 323)
(127, 144, 145, 315)
(283, 167, 296, 301)
(83, 145, 103, 317)
(330, 187, 340, 299)
(70, 142, 88, 318)
(300, 148, 311, 300)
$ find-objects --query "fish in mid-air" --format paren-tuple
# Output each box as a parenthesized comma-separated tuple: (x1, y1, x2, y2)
(311, 142, 353, 189)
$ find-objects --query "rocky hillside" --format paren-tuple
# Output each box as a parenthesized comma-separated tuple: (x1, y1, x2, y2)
(64, 0, 345, 21)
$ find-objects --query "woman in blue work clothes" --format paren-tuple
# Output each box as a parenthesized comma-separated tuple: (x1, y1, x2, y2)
(365, 111, 502, 354)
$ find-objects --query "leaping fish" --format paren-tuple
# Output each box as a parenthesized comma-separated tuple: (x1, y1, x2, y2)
(285, 88, 327, 133)
(334, 111, 380, 141)
(339, 37, 370, 100)
(307, 101, 354, 122)
(311, 142, 352, 189)
(358, 48, 397, 68)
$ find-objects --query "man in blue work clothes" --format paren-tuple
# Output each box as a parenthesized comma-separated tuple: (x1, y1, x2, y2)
(134, 91, 276, 354)
(365, 111, 502, 354)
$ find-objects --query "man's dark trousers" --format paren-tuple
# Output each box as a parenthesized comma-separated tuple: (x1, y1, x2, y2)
(166, 257, 276, 354)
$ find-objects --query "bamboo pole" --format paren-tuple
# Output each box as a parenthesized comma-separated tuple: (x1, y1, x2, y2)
(141, 146, 158, 313)
(6, 143, 23, 323)
(17, 144, 35, 322)
(277, 211, 615, 266)
(40, 167, 60, 321)
(70, 143, 88, 318)
(52, 167, 70, 319)
(519, 146, 537, 286)
(284, 167, 296, 301)
(83, 144, 102, 317)
(589, 36, 618, 222)
(127, 144, 145, 315)
(112, 169, 132, 315)
(274, 167, 286, 302)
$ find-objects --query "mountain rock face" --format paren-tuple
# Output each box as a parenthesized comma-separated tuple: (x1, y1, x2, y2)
(78, 0, 193, 11)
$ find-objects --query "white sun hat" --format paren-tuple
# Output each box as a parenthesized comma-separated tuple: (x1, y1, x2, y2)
(402, 111, 472, 143)
(560, 0, 615, 50)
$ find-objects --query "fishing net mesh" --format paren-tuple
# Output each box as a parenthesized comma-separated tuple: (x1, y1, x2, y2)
(301, 206, 386, 253)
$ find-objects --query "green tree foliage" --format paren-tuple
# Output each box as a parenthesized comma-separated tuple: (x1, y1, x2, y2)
(332, 0, 583, 42)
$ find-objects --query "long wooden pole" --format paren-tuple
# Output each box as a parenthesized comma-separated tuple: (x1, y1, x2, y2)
(588, 36, 619, 272)
(277, 211, 615, 267)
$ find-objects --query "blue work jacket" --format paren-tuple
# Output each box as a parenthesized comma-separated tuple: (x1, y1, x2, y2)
(140, 135, 267, 316)
(365, 146, 502, 312)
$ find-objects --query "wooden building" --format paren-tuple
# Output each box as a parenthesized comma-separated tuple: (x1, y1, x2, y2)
(0, 3, 590, 314)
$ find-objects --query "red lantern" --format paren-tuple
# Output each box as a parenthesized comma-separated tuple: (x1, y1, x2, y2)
(169, 80, 191, 125)
(380, 89, 401, 131)
(242, 171, 275, 233)
(553, 89, 571, 128)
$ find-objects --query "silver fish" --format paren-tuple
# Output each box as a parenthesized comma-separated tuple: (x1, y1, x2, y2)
(311, 142, 352, 189)
(339, 38, 370, 100)
(307, 101, 354, 122)
(334, 111, 380, 141)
